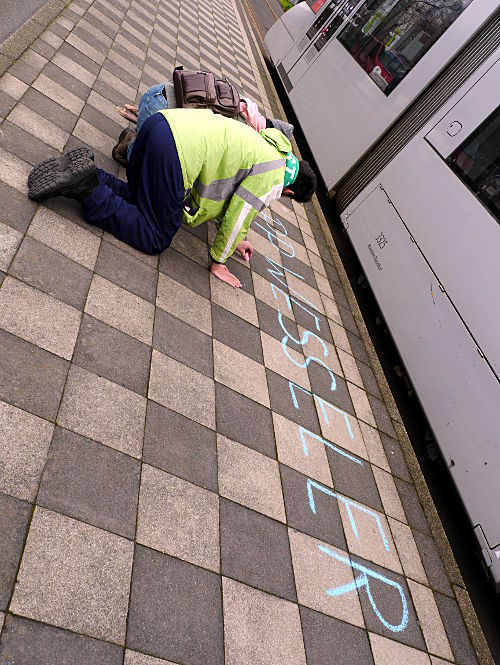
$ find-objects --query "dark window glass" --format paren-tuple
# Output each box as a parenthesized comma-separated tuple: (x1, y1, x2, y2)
(337, 0, 472, 95)
(448, 106, 500, 223)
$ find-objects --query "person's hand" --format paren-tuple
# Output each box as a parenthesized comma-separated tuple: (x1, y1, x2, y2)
(116, 104, 139, 123)
(235, 240, 253, 262)
(210, 262, 242, 288)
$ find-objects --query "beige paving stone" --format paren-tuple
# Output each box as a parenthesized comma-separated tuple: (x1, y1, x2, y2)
(103, 232, 158, 268)
(252, 271, 296, 317)
(213, 338, 270, 407)
(52, 52, 97, 87)
(270, 199, 299, 227)
(66, 33, 106, 65)
(58, 365, 146, 458)
(408, 580, 454, 661)
(87, 5, 119, 30)
(261, 330, 311, 390)
(297, 325, 343, 377)
(87, 89, 125, 122)
(0, 147, 31, 193)
(348, 381, 377, 427)
(359, 422, 391, 472)
(137, 464, 220, 572)
(122, 19, 151, 42)
(73, 118, 115, 155)
(0, 611, 4, 636)
(328, 319, 352, 353)
(125, 651, 176, 665)
(0, 400, 54, 501)
(149, 349, 216, 429)
(307, 248, 327, 276)
(55, 15, 75, 30)
(40, 29, 63, 49)
(369, 633, 431, 665)
(0, 222, 22, 271)
(20, 48, 47, 70)
(302, 231, 320, 256)
(32, 73, 85, 115)
(78, 19, 113, 47)
(430, 658, 453, 665)
(0, 277, 81, 360)
(97, 67, 136, 100)
(315, 395, 368, 460)
(286, 272, 325, 315)
(157, 272, 211, 334)
(388, 518, 428, 585)
(108, 49, 142, 80)
(373, 466, 406, 523)
(68, 2, 85, 16)
(11, 507, 133, 644)
(86, 274, 154, 345)
(210, 274, 258, 326)
(0, 72, 28, 99)
(9, 104, 69, 151)
(272, 411, 333, 487)
(320, 291, 342, 324)
(248, 227, 282, 265)
(337, 348, 363, 386)
(292, 199, 308, 220)
(218, 434, 285, 521)
(338, 498, 403, 574)
(223, 577, 307, 665)
(115, 33, 144, 60)
(28, 205, 100, 270)
(253, 216, 309, 265)
(288, 528, 365, 627)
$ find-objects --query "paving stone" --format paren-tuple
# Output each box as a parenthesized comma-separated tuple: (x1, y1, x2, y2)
(11, 507, 134, 644)
(373, 466, 406, 522)
(0, 615, 123, 665)
(434, 592, 478, 664)
(144, 400, 217, 492)
(261, 330, 311, 390)
(327, 444, 382, 511)
(0, 330, 68, 421)
(0, 492, 31, 610)
(0, 146, 32, 194)
(0, 180, 36, 233)
(212, 301, 263, 363)
(58, 365, 146, 458)
(348, 381, 376, 426)
(0, 277, 81, 360)
(288, 528, 364, 626)
(215, 382, 276, 458)
(408, 581, 453, 661)
(369, 633, 431, 665)
(223, 577, 307, 665)
(368, 394, 398, 438)
(125, 651, 176, 665)
(127, 546, 224, 665)
(291, 298, 333, 345)
(85, 274, 154, 345)
(218, 434, 285, 521)
(8, 103, 69, 151)
(52, 51, 98, 87)
(137, 464, 219, 572)
(158, 245, 211, 293)
(214, 338, 270, 407)
(154, 308, 213, 378)
(0, 73, 29, 99)
(359, 422, 391, 472)
(73, 314, 151, 396)
(210, 273, 259, 326)
(395, 477, 431, 536)
(0, 118, 62, 166)
(220, 498, 296, 601)
(300, 605, 374, 665)
(256, 296, 299, 344)
(10, 236, 92, 310)
(0, 221, 22, 271)
(388, 517, 428, 585)
(298, 324, 343, 376)
(350, 554, 425, 650)
(38, 427, 140, 539)
(95, 238, 158, 303)
(308, 361, 353, 415)
(411, 529, 452, 597)
(157, 272, 211, 334)
(313, 391, 368, 460)
(281, 463, 346, 549)
(266, 368, 320, 433)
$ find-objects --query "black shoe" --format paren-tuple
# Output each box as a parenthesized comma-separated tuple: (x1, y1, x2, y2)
(28, 154, 98, 203)
(27, 146, 94, 189)
(112, 128, 136, 166)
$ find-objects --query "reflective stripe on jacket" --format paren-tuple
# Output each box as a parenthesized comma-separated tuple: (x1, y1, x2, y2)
(159, 108, 290, 263)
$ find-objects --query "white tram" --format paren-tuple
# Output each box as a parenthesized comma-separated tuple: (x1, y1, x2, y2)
(265, 2, 500, 590)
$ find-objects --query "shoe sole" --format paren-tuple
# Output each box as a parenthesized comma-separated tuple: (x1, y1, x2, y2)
(27, 147, 94, 189)
(28, 155, 96, 203)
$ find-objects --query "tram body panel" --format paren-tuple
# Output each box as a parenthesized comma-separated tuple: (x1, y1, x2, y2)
(265, 2, 314, 64)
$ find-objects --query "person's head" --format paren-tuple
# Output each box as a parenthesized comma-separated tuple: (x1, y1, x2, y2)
(283, 159, 317, 202)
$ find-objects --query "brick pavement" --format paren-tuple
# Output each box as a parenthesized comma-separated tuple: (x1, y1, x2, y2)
(0, 0, 490, 663)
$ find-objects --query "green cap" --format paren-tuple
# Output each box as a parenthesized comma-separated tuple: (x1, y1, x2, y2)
(283, 152, 299, 189)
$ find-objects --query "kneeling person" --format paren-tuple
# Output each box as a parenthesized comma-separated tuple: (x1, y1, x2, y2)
(27, 108, 317, 288)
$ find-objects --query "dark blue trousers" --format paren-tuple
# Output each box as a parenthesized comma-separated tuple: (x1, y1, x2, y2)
(82, 114, 185, 255)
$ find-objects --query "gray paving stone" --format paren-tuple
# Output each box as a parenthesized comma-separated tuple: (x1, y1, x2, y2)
(38, 427, 140, 539)
(381, 432, 412, 483)
(153, 308, 213, 378)
(80, 102, 127, 148)
(0, 222, 22, 272)
(212, 301, 263, 363)
(0, 615, 123, 665)
(0, 119, 61, 166)
(215, 382, 276, 458)
(433, 592, 478, 665)
(0, 492, 31, 610)
(412, 530, 452, 596)
(10, 236, 92, 310)
(346, 330, 371, 365)
(394, 478, 432, 536)
(368, 394, 398, 438)
(223, 577, 307, 665)
(280, 463, 347, 550)
(0, 90, 17, 117)
(220, 497, 297, 602)
(266, 368, 320, 434)
(0, 329, 68, 421)
(127, 546, 224, 665)
(300, 606, 374, 665)
(0, 180, 37, 233)
(291, 298, 333, 345)
(73, 314, 152, 396)
(256, 296, 300, 346)
(158, 248, 211, 296)
(308, 364, 354, 416)
(143, 400, 217, 492)
(327, 446, 383, 511)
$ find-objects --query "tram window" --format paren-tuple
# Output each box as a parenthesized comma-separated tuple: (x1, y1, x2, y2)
(337, 0, 472, 95)
(448, 107, 500, 224)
